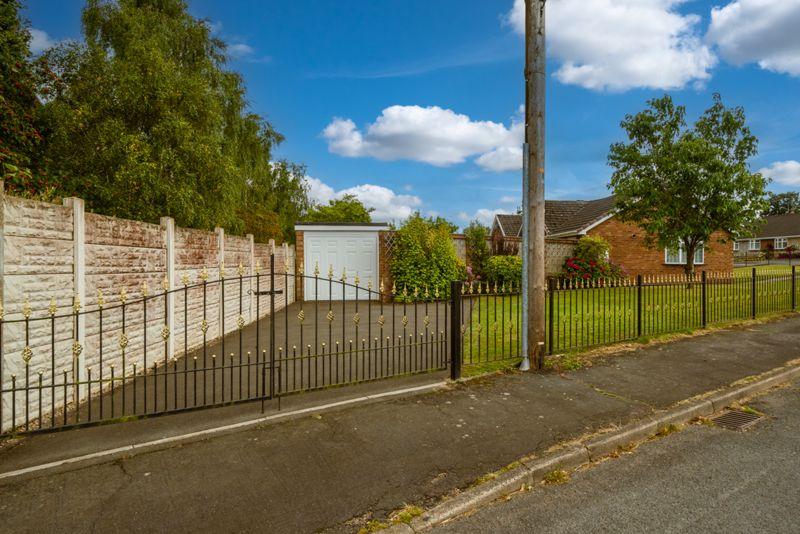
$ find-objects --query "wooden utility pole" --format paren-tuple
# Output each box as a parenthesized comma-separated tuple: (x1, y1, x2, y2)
(522, 0, 546, 370)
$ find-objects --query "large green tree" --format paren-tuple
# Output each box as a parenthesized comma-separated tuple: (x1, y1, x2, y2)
(37, 0, 307, 241)
(766, 191, 800, 216)
(302, 194, 373, 223)
(609, 94, 769, 276)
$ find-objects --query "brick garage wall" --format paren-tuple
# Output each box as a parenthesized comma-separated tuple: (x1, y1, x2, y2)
(589, 218, 733, 276)
(0, 184, 293, 429)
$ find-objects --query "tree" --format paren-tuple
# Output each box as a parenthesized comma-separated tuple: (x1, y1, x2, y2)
(464, 220, 490, 280)
(0, 0, 49, 197)
(609, 94, 769, 277)
(36, 0, 309, 242)
(303, 194, 373, 223)
(766, 192, 800, 215)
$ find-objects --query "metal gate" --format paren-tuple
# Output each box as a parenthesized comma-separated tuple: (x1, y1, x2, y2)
(0, 255, 451, 437)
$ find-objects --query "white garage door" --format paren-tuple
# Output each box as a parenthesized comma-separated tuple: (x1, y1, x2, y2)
(300, 226, 385, 300)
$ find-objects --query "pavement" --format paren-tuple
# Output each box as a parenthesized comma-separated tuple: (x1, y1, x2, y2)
(434, 379, 800, 533)
(0, 315, 798, 533)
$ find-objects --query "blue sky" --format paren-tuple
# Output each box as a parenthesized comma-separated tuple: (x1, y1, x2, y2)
(23, 0, 800, 228)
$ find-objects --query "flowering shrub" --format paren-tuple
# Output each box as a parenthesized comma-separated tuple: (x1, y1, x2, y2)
(561, 256, 625, 281)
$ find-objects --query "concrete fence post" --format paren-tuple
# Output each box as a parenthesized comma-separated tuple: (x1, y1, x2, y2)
(248, 234, 255, 320)
(161, 217, 176, 361)
(216, 227, 225, 337)
(63, 197, 87, 396)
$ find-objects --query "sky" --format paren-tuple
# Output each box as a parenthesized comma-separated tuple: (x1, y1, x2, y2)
(23, 0, 800, 228)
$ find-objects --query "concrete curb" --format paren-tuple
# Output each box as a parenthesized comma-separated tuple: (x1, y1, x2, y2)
(384, 363, 800, 533)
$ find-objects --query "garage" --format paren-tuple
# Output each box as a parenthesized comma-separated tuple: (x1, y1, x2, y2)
(295, 223, 389, 300)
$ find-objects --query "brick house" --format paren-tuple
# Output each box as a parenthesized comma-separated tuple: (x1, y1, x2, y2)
(492, 196, 734, 276)
(732, 213, 800, 256)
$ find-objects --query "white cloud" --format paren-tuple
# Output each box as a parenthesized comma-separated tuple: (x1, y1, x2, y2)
(323, 105, 523, 171)
(228, 43, 255, 57)
(29, 28, 56, 54)
(758, 161, 800, 186)
(304, 177, 422, 222)
(475, 146, 522, 172)
(499, 195, 519, 204)
(504, 0, 716, 91)
(707, 1, 800, 77)
(458, 208, 511, 226)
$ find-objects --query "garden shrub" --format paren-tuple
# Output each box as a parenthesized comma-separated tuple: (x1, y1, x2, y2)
(390, 213, 462, 300)
(485, 255, 522, 286)
(573, 235, 610, 264)
(560, 235, 625, 281)
(464, 221, 491, 281)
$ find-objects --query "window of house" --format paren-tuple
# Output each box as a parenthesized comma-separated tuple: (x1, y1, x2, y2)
(775, 237, 788, 250)
(664, 243, 704, 265)
(733, 241, 740, 252)
(748, 239, 760, 251)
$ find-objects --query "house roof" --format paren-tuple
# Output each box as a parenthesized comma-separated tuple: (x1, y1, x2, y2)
(493, 196, 616, 237)
(750, 214, 800, 239)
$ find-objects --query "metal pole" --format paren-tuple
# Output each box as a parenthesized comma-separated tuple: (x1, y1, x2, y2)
(449, 281, 462, 380)
(523, 0, 547, 371)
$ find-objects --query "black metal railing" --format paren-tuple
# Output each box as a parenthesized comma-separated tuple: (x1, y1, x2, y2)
(0, 255, 450, 437)
(3, 261, 797, 437)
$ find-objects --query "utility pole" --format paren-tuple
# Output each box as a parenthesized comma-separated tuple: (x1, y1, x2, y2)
(521, 0, 546, 371)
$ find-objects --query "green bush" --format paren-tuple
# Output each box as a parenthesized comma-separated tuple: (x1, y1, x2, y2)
(573, 235, 610, 264)
(390, 214, 463, 300)
(485, 255, 522, 286)
(464, 220, 491, 280)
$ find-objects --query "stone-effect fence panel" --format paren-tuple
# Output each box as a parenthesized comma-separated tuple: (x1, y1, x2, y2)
(0, 181, 294, 430)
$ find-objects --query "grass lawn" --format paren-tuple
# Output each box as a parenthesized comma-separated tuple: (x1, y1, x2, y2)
(734, 264, 796, 276)
(463, 271, 799, 368)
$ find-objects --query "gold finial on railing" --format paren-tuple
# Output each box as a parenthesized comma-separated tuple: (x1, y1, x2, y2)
(237, 262, 245, 277)
(326, 309, 335, 322)
(353, 312, 360, 325)
(392, 281, 397, 295)
(284, 260, 291, 275)
(162, 276, 169, 292)
(181, 272, 190, 286)
(219, 261, 226, 280)
(424, 286, 430, 299)
(367, 278, 372, 291)
(461, 283, 466, 295)
(49, 296, 57, 316)
(23, 298, 31, 319)
(402, 315, 409, 328)
(326, 264, 333, 279)
(200, 319, 209, 334)
(237, 314, 245, 330)
(141, 281, 149, 297)
(313, 261, 320, 277)
(72, 340, 83, 359)
(296, 261, 303, 276)
(354, 272, 360, 287)
(402, 286, 408, 299)
(423, 315, 430, 327)
(413, 286, 419, 300)
(255, 260, 261, 275)
(119, 332, 129, 350)
(160, 325, 170, 341)
(97, 289, 105, 308)
(377, 314, 385, 327)
(199, 267, 209, 282)
(434, 286, 440, 299)
(120, 287, 128, 305)
(341, 267, 347, 282)
(73, 295, 82, 314)
(297, 309, 305, 324)
(379, 279, 384, 293)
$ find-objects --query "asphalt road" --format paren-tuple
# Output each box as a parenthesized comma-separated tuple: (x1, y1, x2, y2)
(435, 381, 800, 534)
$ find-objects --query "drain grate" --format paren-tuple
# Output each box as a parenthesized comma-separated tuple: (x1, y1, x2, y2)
(710, 410, 764, 431)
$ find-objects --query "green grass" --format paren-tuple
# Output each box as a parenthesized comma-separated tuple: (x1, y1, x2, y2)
(734, 264, 796, 276)
(462, 271, 799, 367)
